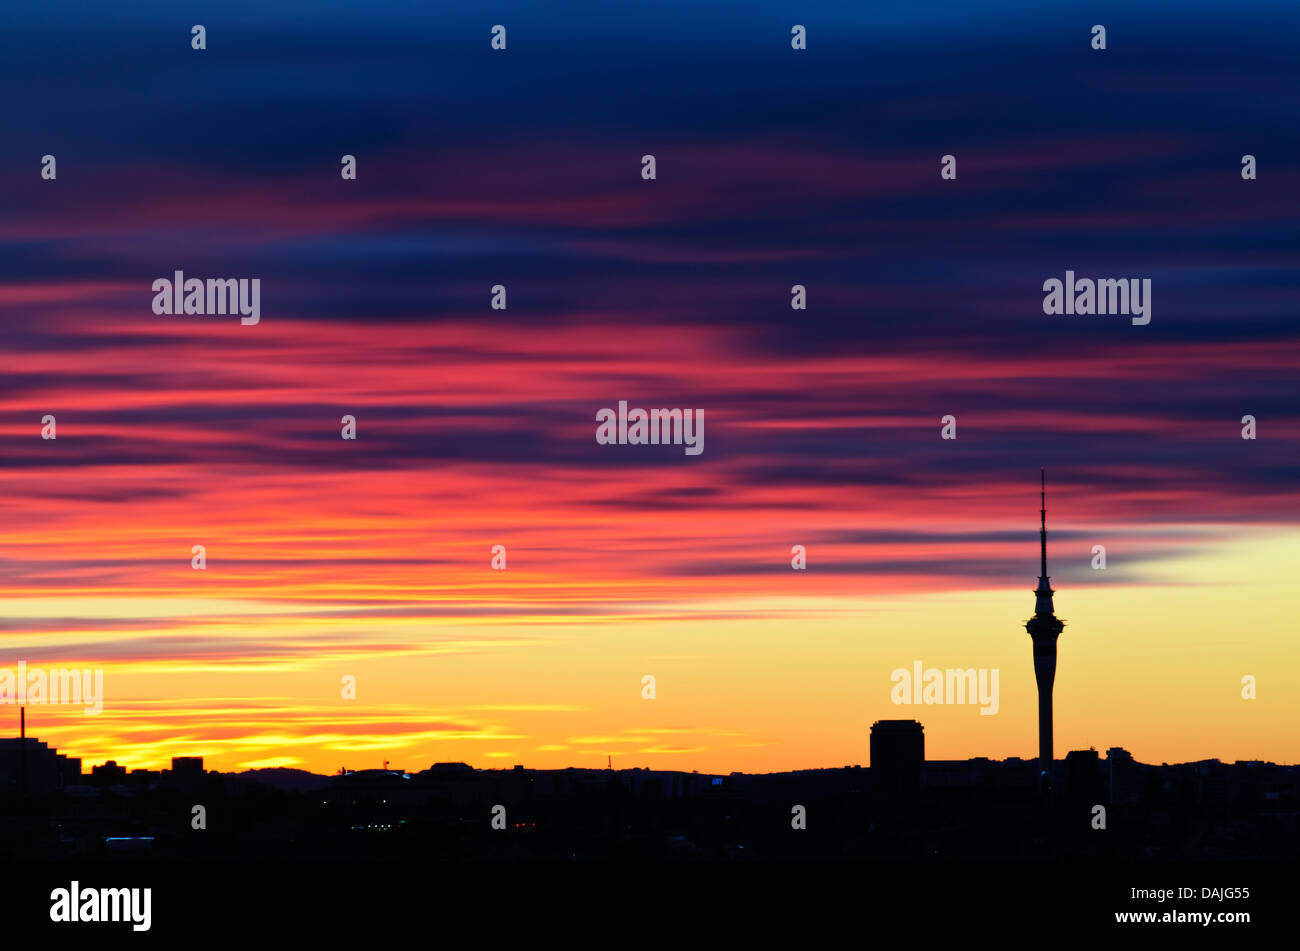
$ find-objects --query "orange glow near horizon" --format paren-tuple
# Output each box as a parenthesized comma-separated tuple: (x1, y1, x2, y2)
(5, 526, 1297, 775)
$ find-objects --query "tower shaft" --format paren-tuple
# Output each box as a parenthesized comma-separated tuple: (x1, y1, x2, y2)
(1026, 468, 1064, 792)
(1033, 639, 1056, 769)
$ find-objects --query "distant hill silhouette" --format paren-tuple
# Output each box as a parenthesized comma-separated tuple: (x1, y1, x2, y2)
(233, 768, 333, 793)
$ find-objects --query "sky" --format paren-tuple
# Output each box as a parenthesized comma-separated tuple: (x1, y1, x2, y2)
(1, 1, 1298, 773)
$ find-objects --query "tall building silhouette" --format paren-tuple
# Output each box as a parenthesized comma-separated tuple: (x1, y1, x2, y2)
(870, 719, 924, 798)
(1025, 468, 1064, 791)
(0, 709, 82, 793)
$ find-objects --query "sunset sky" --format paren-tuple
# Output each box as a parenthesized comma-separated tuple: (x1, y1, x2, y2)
(2, 0, 1298, 773)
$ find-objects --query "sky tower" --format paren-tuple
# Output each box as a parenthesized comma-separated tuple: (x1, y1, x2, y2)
(1025, 468, 1065, 791)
